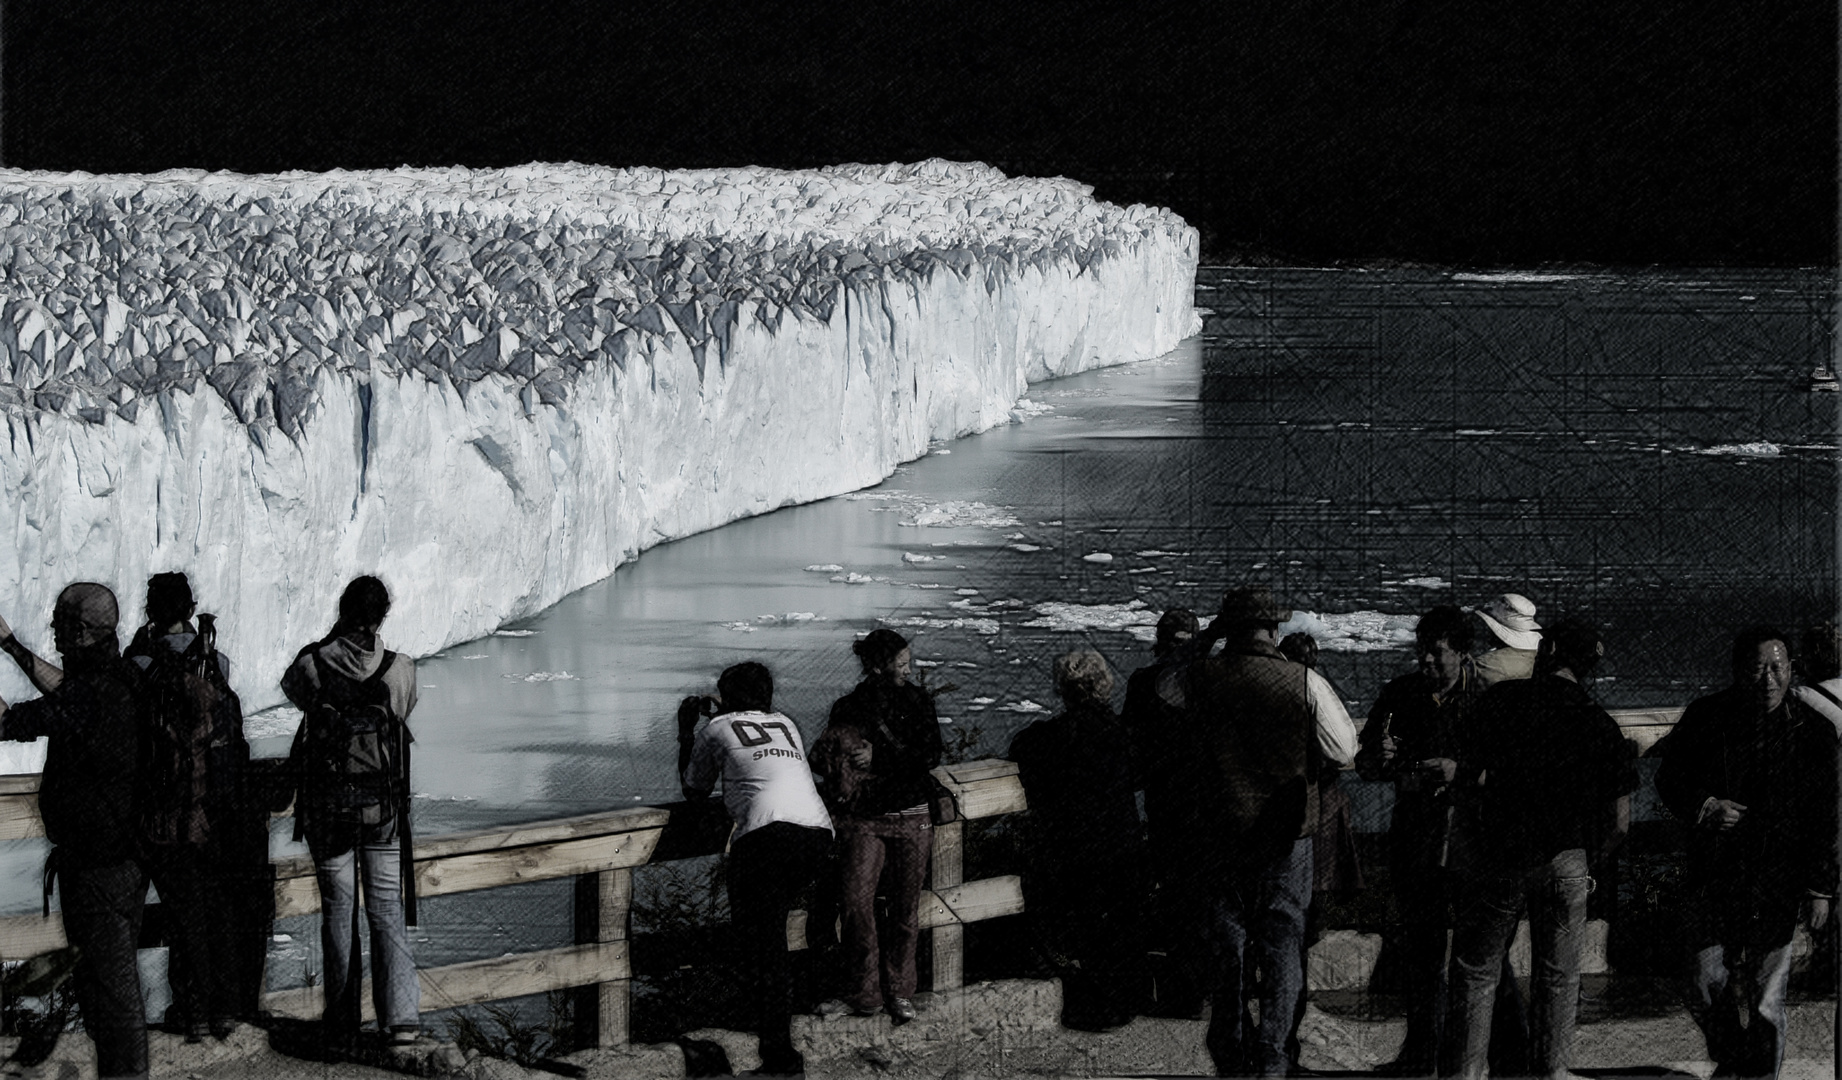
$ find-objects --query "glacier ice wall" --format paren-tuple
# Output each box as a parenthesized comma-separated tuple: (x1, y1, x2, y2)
(0, 160, 1198, 746)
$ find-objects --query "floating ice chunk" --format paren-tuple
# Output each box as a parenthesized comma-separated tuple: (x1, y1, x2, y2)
(1009, 543, 1042, 553)
(1451, 272, 1582, 282)
(1393, 576, 1450, 589)
(804, 564, 845, 572)
(831, 572, 876, 584)
(1694, 441, 1782, 458)
(1082, 552, 1114, 564)
(932, 449, 952, 455)
(999, 700, 1046, 713)
(721, 622, 757, 632)
(903, 552, 939, 563)
(1277, 610, 1419, 652)
(1009, 398, 1054, 420)
(1135, 550, 1183, 557)
(1020, 598, 1158, 637)
(503, 671, 579, 682)
(955, 588, 980, 595)
(913, 659, 941, 668)
(884, 615, 1001, 635)
(494, 630, 539, 638)
(970, 696, 996, 705)
(902, 500, 1023, 528)
(459, 654, 491, 660)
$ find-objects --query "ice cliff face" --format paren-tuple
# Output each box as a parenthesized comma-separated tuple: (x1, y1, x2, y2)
(0, 160, 1198, 752)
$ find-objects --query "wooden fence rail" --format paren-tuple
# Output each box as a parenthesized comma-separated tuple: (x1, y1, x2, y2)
(0, 709, 1677, 1045)
(0, 758, 1028, 1046)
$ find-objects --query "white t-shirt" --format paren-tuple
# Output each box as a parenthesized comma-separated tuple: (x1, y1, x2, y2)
(683, 710, 833, 841)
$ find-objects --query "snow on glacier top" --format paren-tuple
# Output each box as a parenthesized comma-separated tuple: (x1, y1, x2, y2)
(0, 160, 1196, 437)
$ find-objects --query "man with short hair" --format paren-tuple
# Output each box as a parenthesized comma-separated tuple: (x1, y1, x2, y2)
(1444, 618, 1638, 1080)
(0, 585, 151, 1080)
(680, 661, 833, 1077)
(1121, 607, 1206, 1017)
(1357, 605, 1523, 1077)
(1656, 626, 1838, 1080)
(1180, 587, 1356, 1078)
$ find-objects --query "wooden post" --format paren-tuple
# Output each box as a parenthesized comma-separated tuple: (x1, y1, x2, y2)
(929, 821, 964, 992)
(572, 867, 632, 1047)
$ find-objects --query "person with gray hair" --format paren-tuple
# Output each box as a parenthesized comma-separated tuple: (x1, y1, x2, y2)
(1009, 648, 1145, 1031)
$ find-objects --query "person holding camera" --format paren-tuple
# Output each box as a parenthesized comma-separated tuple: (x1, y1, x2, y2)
(679, 662, 833, 1077)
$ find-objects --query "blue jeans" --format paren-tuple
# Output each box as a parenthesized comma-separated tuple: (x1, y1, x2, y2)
(311, 820, 420, 1032)
(1446, 848, 1593, 1080)
(1206, 836, 1313, 1078)
(1688, 938, 1794, 1080)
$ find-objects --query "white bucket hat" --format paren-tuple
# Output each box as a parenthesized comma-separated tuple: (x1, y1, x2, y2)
(1477, 593, 1542, 651)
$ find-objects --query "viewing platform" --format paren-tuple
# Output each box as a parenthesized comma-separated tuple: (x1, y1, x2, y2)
(0, 706, 1836, 1078)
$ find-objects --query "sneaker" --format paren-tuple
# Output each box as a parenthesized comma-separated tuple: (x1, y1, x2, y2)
(388, 1026, 420, 1046)
(888, 997, 918, 1023)
(815, 999, 878, 1018)
(209, 1017, 237, 1041)
(185, 1021, 210, 1045)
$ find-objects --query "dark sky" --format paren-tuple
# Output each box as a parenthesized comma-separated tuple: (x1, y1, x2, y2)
(6, 1, 1834, 265)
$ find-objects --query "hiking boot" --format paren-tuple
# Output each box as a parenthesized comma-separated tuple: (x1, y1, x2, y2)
(887, 997, 918, 1023)
(388, 1025, 421, 1046)
(815, 998, 878, 1018)
(185, 1021, 211, 1044)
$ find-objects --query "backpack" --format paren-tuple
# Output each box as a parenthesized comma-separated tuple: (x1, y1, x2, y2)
(130, 613, 247, 848)
(292, 649, 407, 838)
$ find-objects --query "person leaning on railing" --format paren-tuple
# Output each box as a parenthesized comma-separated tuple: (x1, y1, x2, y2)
(0, 586, 152, 1080)
(677, 661, 834, 1077)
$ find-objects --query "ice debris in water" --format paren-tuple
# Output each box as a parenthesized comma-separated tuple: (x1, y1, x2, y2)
(1082, 552, 1114, 564)
(1277, 610, 1419, 652)
(903, 552, 940, 563)
(999, 700, 1046, 713)
(1009, 398, 1054, 420)
(831, 572, 878, 584)
(1694, 441, 1782, 458)
(1021, 598, 1160, 641)
(726, 613, 824, 630)
(503, 671, 578, 682)
(494, 630, 540, 638)
(1009, 543, 1043, 553)
(1391, 576, 1450, 589)
(901, 501, 1023, 528)
(804, 564, 845, 572)
(884, 615, 1001, 636)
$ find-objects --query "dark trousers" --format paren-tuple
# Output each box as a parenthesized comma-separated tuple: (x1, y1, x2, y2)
(726, 822, 833, 1073)
(837, 812, 933, 1009)
(1207, 837, 1314, 1079)
(60, 857, 149, 1079)
(1391, 864, 1528, 1075)
(142, 841, 235, 1028)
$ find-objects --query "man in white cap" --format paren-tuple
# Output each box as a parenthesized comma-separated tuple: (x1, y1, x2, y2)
(1474, 594, 1542, 687)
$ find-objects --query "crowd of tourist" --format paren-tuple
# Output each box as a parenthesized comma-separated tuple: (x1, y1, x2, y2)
(1, 575, 1837, 1080)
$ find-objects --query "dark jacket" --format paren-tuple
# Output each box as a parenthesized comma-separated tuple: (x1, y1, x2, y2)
(814, 676, 942, 818)
(1655, 686, 1840, 947)
(1466, 674, 1639, 869)
(1358, 662, 1482, 868)
(2, 644, 144, 867)
(1181, 638, 1316, 868)
(1009, 699, 1144, 873)
(1121, 657, 1190, 849)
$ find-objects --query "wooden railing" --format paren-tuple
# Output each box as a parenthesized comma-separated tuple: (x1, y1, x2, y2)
(0, 758, 1028, 1046)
